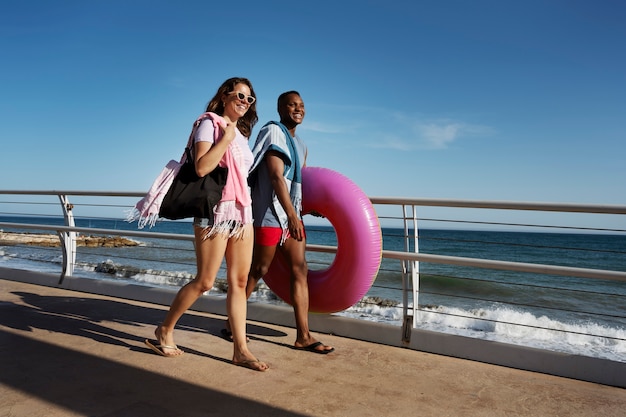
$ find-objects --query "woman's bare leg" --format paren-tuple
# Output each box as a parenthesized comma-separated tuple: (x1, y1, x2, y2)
(154, 227, 227, 355)
(226, 225, 268, 371)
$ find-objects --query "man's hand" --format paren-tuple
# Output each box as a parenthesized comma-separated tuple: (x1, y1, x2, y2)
(288, 216, 304, 241)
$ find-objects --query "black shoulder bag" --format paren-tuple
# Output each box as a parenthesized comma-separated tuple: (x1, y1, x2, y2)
(159, 147, 228, 222)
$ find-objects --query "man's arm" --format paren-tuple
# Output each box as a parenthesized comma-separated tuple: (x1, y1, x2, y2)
(265, 150, 304, 241)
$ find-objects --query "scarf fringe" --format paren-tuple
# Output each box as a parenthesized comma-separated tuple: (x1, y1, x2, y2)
(200, 220, 250, 240)
(125, 208, 159, 229)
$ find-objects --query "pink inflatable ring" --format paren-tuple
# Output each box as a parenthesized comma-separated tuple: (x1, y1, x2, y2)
(263, 166, 382, 313)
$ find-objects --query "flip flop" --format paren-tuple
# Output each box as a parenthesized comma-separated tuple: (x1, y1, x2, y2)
(233, 358, 268, 372)
(294, 341, 335, 355)
(144, 339, 184, 357)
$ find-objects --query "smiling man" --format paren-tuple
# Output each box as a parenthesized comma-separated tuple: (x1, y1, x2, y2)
(224, 91, 334, 355)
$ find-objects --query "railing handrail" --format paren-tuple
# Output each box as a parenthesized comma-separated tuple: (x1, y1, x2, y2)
(0, 222, 193, 242)
(0, 190, 146, 197)
(3, 222, 625, 283)
(2, 190, 626, 215)
(381, 249, 626, 282)
(370, 197, 626, 215)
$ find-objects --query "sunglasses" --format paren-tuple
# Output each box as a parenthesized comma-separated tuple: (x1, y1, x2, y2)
(228, 91, 256, 104)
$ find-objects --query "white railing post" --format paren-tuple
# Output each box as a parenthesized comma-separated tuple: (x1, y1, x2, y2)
(411, 205, 419, 328)
(58, 194, 76, 283)
(401, 204, 420, 343)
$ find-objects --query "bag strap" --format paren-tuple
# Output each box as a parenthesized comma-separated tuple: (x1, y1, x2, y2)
(184, 147, 194, 164)
(183, 112, 224, 164)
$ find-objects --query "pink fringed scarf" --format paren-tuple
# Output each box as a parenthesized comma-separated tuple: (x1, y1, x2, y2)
(210, 114, 251, 209)
(127, 112, 250, 229)
(126, 159, 183, 228)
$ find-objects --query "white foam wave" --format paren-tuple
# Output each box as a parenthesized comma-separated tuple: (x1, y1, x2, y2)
(412, 305, 626, 362)
(322, 300, 626, 362)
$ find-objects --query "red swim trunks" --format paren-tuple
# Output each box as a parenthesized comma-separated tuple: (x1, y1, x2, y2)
(255, 223, 306, 246)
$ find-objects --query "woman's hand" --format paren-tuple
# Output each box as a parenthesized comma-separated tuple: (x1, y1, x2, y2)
(220, 121, 237, 145)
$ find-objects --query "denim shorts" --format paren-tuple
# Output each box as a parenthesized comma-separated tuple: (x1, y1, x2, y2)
(193, 217, 212, 228)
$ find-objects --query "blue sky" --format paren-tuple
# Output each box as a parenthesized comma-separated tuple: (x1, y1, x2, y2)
(1, 1, 625, 226)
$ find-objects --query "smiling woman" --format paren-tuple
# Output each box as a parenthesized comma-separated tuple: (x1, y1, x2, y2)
(142, 77, 269, 371)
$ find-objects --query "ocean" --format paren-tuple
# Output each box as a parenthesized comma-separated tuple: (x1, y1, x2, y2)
(1, 215, 625, 362)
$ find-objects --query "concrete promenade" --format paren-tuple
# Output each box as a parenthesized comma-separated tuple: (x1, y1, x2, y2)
(1, 278, 625, 417)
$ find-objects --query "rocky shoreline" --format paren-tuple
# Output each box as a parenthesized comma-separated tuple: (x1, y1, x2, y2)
(0, 231, 139, 248)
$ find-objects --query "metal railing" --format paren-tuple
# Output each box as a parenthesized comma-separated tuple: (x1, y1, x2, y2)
(373, 198, 626, 341)
(1, 190, 625, 383)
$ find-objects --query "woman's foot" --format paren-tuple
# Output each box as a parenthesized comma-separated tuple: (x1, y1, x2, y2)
(233, 357, 269, 371)
(147, 325, 183, 357)
(233, 350, 268, 371)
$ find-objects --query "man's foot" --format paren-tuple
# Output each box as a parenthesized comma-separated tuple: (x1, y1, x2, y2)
(221, 328, 234, 341)
(220, 328, 250, 343)
(294, 340, 335, 354)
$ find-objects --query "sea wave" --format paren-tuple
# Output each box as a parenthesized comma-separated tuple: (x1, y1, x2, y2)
(405, 305, 626, 362)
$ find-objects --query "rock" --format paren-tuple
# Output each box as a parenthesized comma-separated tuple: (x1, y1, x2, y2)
(0, 232, 139, 247)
